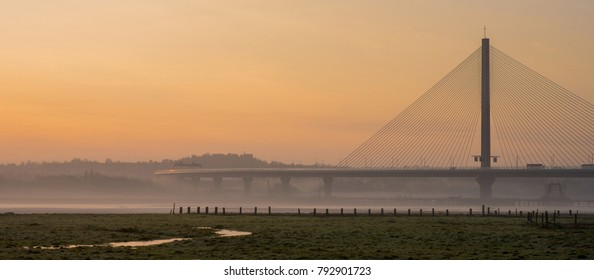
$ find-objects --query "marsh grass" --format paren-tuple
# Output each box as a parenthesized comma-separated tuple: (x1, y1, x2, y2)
(1, 213, 593, 259)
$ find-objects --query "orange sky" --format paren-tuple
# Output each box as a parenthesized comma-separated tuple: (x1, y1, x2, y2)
(1, 1, 593, 164)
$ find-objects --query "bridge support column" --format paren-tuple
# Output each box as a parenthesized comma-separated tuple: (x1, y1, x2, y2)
(322, 177, 333, 198)
(476, 176, 495, 201)
(213, 176, 223, 192)
(279, 177, 292, 192)
(242, 177, 253, 196)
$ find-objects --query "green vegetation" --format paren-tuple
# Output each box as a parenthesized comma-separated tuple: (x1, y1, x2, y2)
(1, 213, 593, 259)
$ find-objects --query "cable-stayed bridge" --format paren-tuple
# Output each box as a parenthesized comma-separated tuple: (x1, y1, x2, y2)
(155, 37, 594, 200)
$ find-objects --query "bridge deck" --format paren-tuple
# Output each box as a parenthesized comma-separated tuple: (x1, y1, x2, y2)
(154, 168, 594, 178)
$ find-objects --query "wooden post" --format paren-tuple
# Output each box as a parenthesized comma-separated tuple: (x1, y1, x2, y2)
(268, 206, 271, 215)
(575, 213, 578, 228)
(368, 209, 371, 216)
(341, 208, 344, 215)
(239, 207, 242, 215)
(381, 208, 384, 216)
(408, 209, 411, 216)
(313, 208, 317, 215)
(446, 209, 449, 216)
(205, 206, 209, 214)
(569, 210, 572, 216)
(298, 208, 300, 215)
(545, 211, 548, 228)
(432, 208, 435, 216)
(482, 205, 485, 216)
(487, 207, 490, 216)
(223, 207, 225, 215)
(394, 208, 397, 216)
(187, 207, 190, 214)
(469, 208, 472, 216)
(326, 208, 329, 215)
(520, 210, 522, 217)
(354, 208, 357, 216)
(197, 207, 201, 214)
(420, 209, 423, 216)
(215, 207, 218, 214)
(254, 206, 257, 215)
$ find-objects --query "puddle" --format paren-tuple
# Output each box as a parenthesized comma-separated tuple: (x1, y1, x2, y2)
(110, 238, 190, 247)
(24, 228, 251, 250)
(23, 238, 190, 250)
(23, 245, 95, 250)
(196, 226, 252, 237)
(215, 229, 252, 237)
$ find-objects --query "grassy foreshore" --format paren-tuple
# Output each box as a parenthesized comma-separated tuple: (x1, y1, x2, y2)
(1, 213, 593, 260)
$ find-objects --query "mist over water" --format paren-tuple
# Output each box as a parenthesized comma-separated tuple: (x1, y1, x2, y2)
(1, 154, 592, 214)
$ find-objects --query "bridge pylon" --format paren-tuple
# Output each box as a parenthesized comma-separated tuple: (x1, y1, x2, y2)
(478, 37, 495, 200)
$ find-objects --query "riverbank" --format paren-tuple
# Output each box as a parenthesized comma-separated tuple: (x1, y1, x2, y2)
(1, 213, 593, 259)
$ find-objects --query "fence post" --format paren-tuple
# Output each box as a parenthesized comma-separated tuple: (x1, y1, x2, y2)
(179, 207, 183, 214)
(446, 209, 449, 216)
(394, 208, 397, 216)
(420, 209, 423, 216)
(326, 208, 329, 215)
(381, 208, 384, 216)
(469, 208, 472, 216)
(408, 209, 411, 216)
(268, 206, 271, 215)
(187, 207, 190, 214)
(298, 208, 300, 215)
(239, 207, 242, 215)
(197, 207, 201, 214)
(354, 208, 357, 216)
(313, 208, 317, 216)
(205, 206, 209, 214)
(575, 213, 578, 228)
(432, 208, 435, 216)
(545, 211, 548, 228)
(223, 207, 226, 215)
(368, 209, 371, 216)
(254, 206, 257, 215)
(482, 205, 485, 216)
(215, 207, 218, 215)
(341, 208, 344, 215)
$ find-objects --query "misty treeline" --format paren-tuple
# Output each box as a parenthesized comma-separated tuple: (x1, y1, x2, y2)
(0, 153, 323, 200)
(0, 153, 307, 180)
(0, 153, 592, 201)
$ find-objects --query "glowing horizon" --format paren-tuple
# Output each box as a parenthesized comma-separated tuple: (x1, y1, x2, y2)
(2, 1, 593, 165)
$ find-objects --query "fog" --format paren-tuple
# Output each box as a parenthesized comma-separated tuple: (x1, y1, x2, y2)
(1, 153, 593, 213)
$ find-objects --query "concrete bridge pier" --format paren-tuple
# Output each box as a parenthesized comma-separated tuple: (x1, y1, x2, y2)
(242, 177, 253, 195)
(213, 176, 223, 192)
(322, 176, 334, 197)
(280, 177, 291, 185)
(476, 176, 495, 200)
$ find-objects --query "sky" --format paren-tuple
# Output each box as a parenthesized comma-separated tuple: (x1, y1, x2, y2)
(1, 0, 593, 164)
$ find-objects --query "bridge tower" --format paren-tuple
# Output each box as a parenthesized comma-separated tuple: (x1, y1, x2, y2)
(477, 36, 495, 200)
